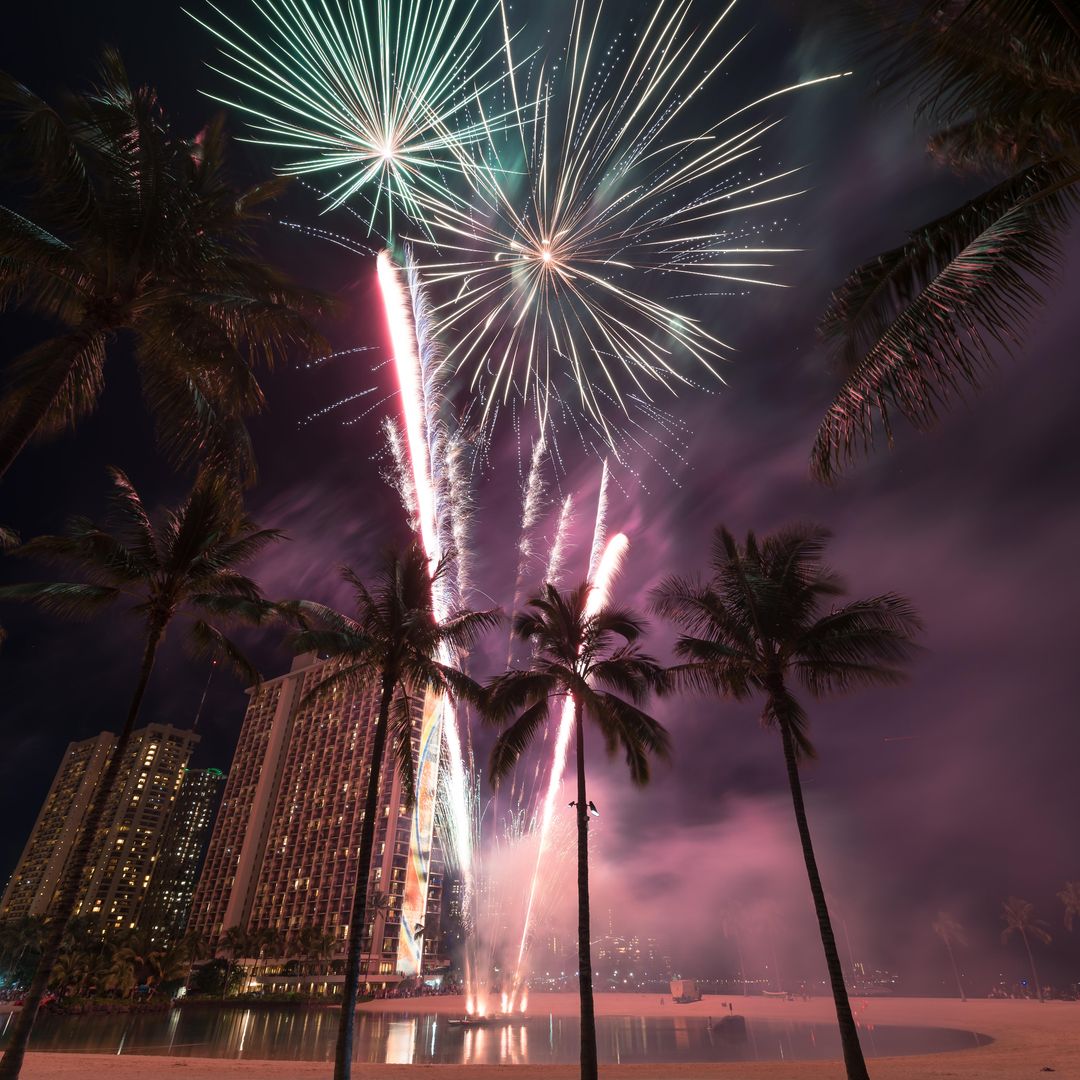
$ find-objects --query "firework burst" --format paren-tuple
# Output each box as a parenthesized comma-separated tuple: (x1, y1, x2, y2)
(415, 0, 846, 442)
(188, 0, 521, 231)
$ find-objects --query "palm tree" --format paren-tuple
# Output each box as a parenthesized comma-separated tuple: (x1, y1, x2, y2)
(1058, 882, 1080, 932)
(283, 541, 499, 1080)
(49, 951, 91, 999)
(0, 50, 331, 484)
(145, 940, 192, 994)
(812, 3, 1080, 481)
(0, 917, 43, 982)
(295, 926, 337, 979)
(1001, 896, 1052, 1001)
(0, 469, 280, 1080)
(218, 926, 251, 959)
(362, 890, 392, 989)
(650, 524, 921, 1080)
(104, 948, 139, 1000)
(178, 929, 212, 967)
(250, 926, 285, 983)
(484, 582, 670, 1080)
(932, 911, 968, 1001)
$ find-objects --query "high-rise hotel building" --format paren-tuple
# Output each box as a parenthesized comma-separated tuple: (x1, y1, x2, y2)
(0, 724, 199, 932)
(140, 766, 226, 944)
(187, 654, 445, 990)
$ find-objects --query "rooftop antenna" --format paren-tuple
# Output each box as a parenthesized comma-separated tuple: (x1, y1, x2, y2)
(192, 660, 217, 729)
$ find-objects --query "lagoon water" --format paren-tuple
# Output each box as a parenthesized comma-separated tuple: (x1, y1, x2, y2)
(2, 1007, 991, 1064)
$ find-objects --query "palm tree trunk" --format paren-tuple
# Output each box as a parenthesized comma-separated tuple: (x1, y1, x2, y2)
(574, 701, 598, 1080)
(0, 616, 165, 1080)
(945, 941, 965, 1001)
(333, 673, 393, 1080)
(778, 714, 870, 1080)
(1019, 929, 1043, 1001)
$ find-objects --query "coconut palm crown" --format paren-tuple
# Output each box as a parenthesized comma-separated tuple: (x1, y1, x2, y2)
(486, 583, 671, 787)
(1059, 881, 1080, 932)
(0, 49, 331, 484)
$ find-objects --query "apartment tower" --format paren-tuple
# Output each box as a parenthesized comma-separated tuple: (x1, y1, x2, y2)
(139, 766, 226, 945)
(1, 724, 199, 932)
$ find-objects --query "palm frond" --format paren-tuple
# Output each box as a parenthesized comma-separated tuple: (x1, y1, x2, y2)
(104, 467, 159, 567)
(0, 71, 97, 229)
(590, 692, 672, 785)
(187, 619, 262, 686)
(589, 647, 668, 703)
(290, 627, 371, 660)
(481, 669, 562, 726)
(665, 649, 754, 700)
(437, 607, 503, 650)
(814, 162, 1079, 481)
(761, 684, 816, 760)
(0, 331, 107, 469)
(279, 599, 365, 638)
(588, 604, 647, 643)
(794, 594, 923, 695)
(839, 1, 1080, 136)
(298, 660, 376, 707)
(488, 698, 551, 786)
(390, 691, 417, 811)
(188, 593, 276, 625)
(0, 581, 119, 618)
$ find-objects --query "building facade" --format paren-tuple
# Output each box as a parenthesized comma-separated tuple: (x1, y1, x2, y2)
(0, 733, 113, 921)
(187, 654, 445, 991)
(1, 724, 199, 933)
(139, 766, 226, 945)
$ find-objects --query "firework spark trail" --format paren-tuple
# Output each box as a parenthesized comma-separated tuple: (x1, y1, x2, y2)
(382, 417, 419, 522)
(587, 459, 610, 580)
(445, 436, 475, 606)
(377, 250, 479, 982)
(505, 435, 548, 667)
(507, 524, 629, 1012)
(544, 494, 575, 586)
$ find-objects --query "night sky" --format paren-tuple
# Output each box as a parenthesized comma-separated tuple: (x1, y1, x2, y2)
(2, 1, 1078, 996)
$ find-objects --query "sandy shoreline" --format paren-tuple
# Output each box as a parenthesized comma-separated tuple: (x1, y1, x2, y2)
(13, 993, 1079, 1078)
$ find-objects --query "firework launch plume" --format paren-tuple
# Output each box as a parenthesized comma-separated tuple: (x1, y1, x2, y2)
(377, 249, 481, 980)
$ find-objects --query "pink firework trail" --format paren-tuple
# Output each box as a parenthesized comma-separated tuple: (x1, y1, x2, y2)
(377, 250, 477, 984)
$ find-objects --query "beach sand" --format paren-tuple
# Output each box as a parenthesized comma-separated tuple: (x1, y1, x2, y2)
(16, 993, 1079, 1079)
